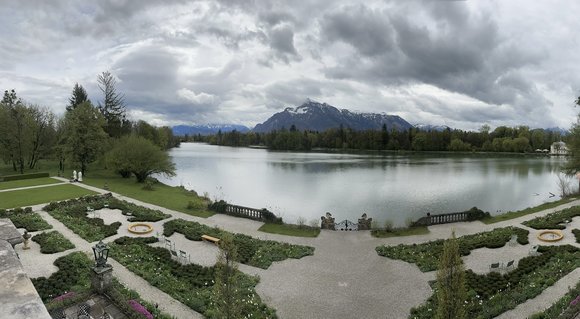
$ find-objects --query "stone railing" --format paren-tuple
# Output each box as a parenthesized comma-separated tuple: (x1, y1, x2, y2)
(225, 204, 264, 220)
(413, 208, 489, 226)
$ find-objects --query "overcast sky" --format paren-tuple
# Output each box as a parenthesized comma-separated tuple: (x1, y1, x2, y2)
(2, 0, 580, 130)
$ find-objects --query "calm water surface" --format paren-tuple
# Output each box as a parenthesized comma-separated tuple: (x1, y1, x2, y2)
(158, 143, 569, 226)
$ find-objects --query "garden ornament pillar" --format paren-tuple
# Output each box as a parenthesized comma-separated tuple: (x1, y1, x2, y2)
(78, 171, 83, 182)
(91, 240, 113, 294)
(22, 230, 31, 250)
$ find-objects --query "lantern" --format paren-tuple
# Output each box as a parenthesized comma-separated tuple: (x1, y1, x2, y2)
(92, 240, 109, 268)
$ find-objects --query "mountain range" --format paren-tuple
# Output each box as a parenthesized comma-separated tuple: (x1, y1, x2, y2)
(252, 100, 412, 133)
(172, 124, 250, 136)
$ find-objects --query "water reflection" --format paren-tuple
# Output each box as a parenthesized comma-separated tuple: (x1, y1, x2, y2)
(158, 143, 568, 226)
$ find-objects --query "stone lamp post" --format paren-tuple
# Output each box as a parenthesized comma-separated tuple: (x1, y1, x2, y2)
(91, 240, 113, 294)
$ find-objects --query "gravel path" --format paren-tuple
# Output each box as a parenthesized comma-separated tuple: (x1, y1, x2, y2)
(497, 267, 580, 319)
(31, 178, 580, 318)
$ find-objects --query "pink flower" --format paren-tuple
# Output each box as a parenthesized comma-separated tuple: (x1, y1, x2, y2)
(52, 292, 75, 302)
(128, 300, 154, 319)
(570, 295, 580, 307)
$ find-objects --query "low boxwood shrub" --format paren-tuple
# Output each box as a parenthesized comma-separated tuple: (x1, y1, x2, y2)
(32, 231, 75, 254)
(164, 219, 314, 269)
(523, 206, 580, 230)
(410, 245, 580, 319)
(31, 251, 92, 302)
(573, 229, 580, 244)
(109, 237, 277, 318)
(44, 195, 170, 241)
(376, 226, 529, 272)
(0, 206, 52, 231)
(44, 194, 170, 222)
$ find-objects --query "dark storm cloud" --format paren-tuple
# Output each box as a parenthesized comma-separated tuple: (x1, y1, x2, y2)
(320, 1, 547, 111)
(322, 5, 395, 57)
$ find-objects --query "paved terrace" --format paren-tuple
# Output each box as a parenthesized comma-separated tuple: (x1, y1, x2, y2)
(8, 177, 580, 318)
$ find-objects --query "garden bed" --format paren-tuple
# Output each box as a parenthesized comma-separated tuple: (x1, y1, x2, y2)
(109, 236, 277, 318)
(0, 207, 52, 231)
(32, 230, 75, 254)
(376, 226, 529, 272)
(31, 251, 92, 302)
(164, 219, 315, 269)
(258, 223, 320, 237)
(44, 194, 171, 222)
(409, 245, 580, 319)
(44, 195, 171, 242)
(523, 206, 580, 230)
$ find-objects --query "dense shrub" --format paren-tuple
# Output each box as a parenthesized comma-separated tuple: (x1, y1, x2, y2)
(32, 231, 75, 254)
(523, 206, 580, 230)
(376, 227, 529, 272)
(1, 172, 49, 181)
(410, 245, 580, 319)
(109, 237, 277, 318)
(573, 229, 580, 244)
(31, 252, 92, 302)
(208, 200, 227, 213)
(0, 207, 52, 231)
(465, 207, 491, 221)
(164, 219, 314, 269)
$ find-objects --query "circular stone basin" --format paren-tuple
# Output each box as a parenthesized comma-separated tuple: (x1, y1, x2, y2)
(537, 230, 564, 242)
(128, 223, 153, 235)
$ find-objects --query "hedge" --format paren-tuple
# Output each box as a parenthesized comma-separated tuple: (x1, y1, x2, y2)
(1, 172, 50, 181)
(0, 207, 52, 231)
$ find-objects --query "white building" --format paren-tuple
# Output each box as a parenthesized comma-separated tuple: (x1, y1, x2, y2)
(550, 141, 568, 155)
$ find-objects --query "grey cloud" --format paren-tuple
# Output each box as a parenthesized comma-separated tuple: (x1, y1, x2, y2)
(322, 5, 395, 57)
(268, 25, 300, 62)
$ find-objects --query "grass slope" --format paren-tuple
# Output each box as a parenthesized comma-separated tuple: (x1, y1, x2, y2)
(258, 223, 320, 237)
(0, 184, 97, 209)
(81, 168, 213, 218)
(482, 197, 577, 224)
(0, 177, 61, 190)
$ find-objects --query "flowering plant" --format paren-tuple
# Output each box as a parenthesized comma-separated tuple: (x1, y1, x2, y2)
(128, 299, 154, 319)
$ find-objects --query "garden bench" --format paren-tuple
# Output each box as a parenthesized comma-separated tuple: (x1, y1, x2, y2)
(504, 260, 515, 271)
(165, 238, 175, 252)
(179, 250, 190, 263)
(508, 234, 518, 246)
(201, 234, 220, 244)
(489, 262, 501, 272)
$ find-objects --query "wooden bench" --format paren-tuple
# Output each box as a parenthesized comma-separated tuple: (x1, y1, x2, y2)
(201, 234, 220, 244)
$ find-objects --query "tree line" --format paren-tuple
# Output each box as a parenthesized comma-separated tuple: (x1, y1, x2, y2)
(0, 71, 179, 181)
(186, 123, 566, 153)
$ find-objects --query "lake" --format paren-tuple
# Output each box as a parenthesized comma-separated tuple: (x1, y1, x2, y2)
(157, 143, 570, 226)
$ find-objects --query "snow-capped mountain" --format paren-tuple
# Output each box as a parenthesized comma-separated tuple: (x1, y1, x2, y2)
(413, 124, 451, 132)
(172, 124, 250, 136)
(253, 100, 412, 133)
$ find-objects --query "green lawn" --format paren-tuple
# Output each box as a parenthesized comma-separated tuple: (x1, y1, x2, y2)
(81, 168, 214, 218)
(0, 184, 97, 209)
(481, 197, 578, 224)
(371, 226, 430, 238)
(258, 223, 321, 237)
(0, 177, 61, 190)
